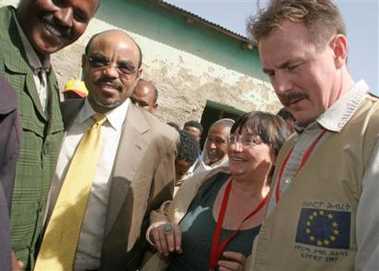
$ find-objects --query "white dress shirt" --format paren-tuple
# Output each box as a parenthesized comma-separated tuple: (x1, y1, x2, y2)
(51, 98, 129, 270)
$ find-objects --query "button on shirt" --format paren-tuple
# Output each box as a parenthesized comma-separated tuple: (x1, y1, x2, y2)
(267, 81, 379, 271)
(52, 99, 129, 270)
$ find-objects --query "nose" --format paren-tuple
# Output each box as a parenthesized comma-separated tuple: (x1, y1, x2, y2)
(273, 71, 292, 95)
(229, 141, 243, 153)
(55, 7, 73, 27)
(102, 63, 119, 79)
(208, 141, 217, 149)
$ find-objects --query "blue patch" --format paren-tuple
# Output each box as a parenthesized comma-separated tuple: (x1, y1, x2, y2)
(295, 208, 350, 249)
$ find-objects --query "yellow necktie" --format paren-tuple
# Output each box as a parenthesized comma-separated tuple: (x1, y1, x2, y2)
(34, 113, 107, 271)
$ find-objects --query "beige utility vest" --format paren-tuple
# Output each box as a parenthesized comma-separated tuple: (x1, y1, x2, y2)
(251, 95, 379, 271)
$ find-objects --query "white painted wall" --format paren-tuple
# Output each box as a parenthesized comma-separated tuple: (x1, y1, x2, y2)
(0, 0, 280, 123)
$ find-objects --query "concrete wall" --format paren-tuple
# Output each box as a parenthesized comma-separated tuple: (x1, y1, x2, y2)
(0, 0, 281, 124)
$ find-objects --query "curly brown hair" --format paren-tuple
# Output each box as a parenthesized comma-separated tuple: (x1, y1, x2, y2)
(248, 0, 346, 49)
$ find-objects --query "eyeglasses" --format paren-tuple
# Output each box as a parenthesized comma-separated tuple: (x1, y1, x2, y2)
(86, 55, 138, 76)
(229, 135, 263, 147)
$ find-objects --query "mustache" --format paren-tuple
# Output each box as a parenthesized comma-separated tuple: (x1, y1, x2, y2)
(278, 91, 308, 107)
(95, 76, 123, 90)
(42, 14, 72, 39)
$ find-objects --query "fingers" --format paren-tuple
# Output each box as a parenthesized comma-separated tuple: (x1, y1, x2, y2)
(158, 225, 169, 255)
(150, 223, 182, 256)
(222, 251, 246, 263)
(11, 250, 24, 271)
(173, 224, 182, 252)
(218, 260, 241, 271)
(218, 251, 246, 271)
(164, 224, 175, 253)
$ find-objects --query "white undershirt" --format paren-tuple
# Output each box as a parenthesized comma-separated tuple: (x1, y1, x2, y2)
(51, 99, 129, 270)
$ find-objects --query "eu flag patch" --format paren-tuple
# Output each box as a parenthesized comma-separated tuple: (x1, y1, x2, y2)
(295, 208, 350, 249)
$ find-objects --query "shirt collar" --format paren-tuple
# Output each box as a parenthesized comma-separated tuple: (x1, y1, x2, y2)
(317, 80, 370, 132)
(295, 80, 371, 134)
(76, 98, 130, 131)
(14, 14, 50, 73)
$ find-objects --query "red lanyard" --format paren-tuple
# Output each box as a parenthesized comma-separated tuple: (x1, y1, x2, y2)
(275, 129, 327, 203)
(209, 179, 268, 270)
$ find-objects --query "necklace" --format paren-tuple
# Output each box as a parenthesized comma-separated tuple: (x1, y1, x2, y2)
(209, 178, 269, 270)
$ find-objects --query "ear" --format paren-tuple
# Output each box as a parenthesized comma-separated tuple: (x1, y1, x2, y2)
(81, 54, 86, 69)
(330, 34, 348, 69)
(136, 67, 143, 80)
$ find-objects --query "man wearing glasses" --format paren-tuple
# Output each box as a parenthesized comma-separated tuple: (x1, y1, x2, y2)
(40, 30, 178, 271)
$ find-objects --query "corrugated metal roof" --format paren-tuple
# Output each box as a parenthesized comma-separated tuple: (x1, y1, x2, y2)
(150, 0, 254, 47)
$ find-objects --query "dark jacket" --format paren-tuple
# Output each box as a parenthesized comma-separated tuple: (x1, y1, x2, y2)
(0, 76, 20, 271)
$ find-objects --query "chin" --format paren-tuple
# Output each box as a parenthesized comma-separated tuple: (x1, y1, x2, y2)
(32, 38, 63, 56)
(89, 98, 119, 112)
(229, 167, 244, 177)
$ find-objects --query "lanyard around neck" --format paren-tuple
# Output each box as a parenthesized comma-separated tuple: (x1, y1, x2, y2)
(275, 129, 327, 204)
(209, 178, 268, 270)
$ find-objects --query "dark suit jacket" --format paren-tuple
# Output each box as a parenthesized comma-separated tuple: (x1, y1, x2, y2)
(0, 76, 20, 271)
(47, 99, 178, 270)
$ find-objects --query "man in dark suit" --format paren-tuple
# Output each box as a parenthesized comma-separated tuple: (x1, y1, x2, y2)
(0, 77, 20, 271)
(0, 1, 100, 268)
(39, 30, 178, 271)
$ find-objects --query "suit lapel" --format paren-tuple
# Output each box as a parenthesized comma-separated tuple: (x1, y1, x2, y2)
(104, 104, 150, 236)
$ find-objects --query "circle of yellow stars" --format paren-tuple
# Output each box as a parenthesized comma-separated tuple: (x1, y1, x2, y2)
(305, 210, 339, 246)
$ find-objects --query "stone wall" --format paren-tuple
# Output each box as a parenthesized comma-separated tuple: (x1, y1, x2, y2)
(0, 0, 281, 125)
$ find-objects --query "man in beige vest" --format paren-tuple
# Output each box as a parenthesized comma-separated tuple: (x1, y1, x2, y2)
(248, 1, 379, 270)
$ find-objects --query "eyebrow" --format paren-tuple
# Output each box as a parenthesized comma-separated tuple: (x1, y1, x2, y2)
(118, 59, 136, 67)
(262, 58, 303, 74)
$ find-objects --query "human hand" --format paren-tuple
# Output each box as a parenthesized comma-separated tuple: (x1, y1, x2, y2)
(149, 223, 182, 256)
(11, 250, 24, 271)
(218, 251, 246, 271)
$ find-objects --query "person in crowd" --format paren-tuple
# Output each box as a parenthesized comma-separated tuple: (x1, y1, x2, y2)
(174, 130, 200, 189)
(63, 79, 89, 100)
(183, 120, 203, 143)
(277, 107, 295, 133)
(248, 0, 379, 270)
(34, 30, 178, 271)
(186, 118, 235, 178)
(131, 79, 158, 113)
(0, 77, 21, 271)
(0, 0, 100, 269)
(143, 111, 290, 271)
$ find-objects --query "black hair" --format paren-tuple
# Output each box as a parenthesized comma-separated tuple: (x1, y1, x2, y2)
(176, 130, 200, 164)
(277, 107, 295, 121)
(183, 120, 203, 134)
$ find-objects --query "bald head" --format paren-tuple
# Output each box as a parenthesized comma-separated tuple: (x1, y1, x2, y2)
(204, 118, 234, 165)
(82, 29, 143, 113)
(85, 30, 143, 68)
(131, 79, 158, 113)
